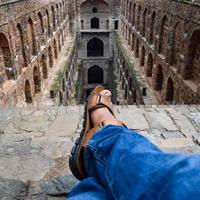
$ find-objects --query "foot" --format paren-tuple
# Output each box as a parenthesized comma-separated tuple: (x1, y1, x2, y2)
(91, 90, 122, 127)
(69, 86, 125, 180)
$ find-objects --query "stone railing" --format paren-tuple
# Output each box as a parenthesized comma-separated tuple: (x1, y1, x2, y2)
(0, 0, 25, 6)
(171, 0, 200, 6)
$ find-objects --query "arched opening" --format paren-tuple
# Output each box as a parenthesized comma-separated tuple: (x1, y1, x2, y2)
(149, 12, 156, 44)
(41, 54, 48, 79)
(131, 33, 135, 51)
(61, 31, 64, 45)
(185, 30, 200, 82)
(132, 4, 136, 26)
(128, 2, 132, 23)
(48, 46, 53, 68)
(137, 5, 141, 31)
(147, 53, 153, 77)
(92, 7, 98, 13)
(159, 16, 168, 56)
(27, 18, 37, 56)
(87, 38, 104, 57)
(125, 86, 128, 100)
(58, 34, 61, 52)
(54, 40, 58, 59)
(17, 24, 27, 68)
(140, 46, 145, 67)
(65, 69, 68, 80)
(142, 8, 147, 37)
(155, 65, 163, 91)
(52, 6, 56, 31)
(25, 80, 32, 103)
(59, 91, 63, 104)
(135, 38, 139, 58)
(166, 78, 174, 102)
(91, 17, 99, 29)
(88, 65, 104, 84)
(125, 25, 128, 40)
(128, 29, 131, 45)
(62, 79, 65, 91)
(171, 22, 182, 68)
(0, 33, 15, 80)
(59, 3, 63, 22)
(38, 12, 44, 33)
(46, 10, 51, 36)
(133, 89, 137, 103)
(33, 67, 41, 93)
(86, 88, 94, 99)
(56, 4, 60, 25)
(81, 0, 109, 14)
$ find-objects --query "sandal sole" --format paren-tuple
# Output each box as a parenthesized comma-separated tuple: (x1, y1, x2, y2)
(69, 102, 87, 180)
(69, 86, 106, 180)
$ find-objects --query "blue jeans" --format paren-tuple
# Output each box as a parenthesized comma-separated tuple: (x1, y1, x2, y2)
(68, 125, 200, 199)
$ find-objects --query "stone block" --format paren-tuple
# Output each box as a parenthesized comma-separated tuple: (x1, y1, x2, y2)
(165, 108, 198, 137)
(144, 112, 178, 131)
(161, 130, 185, 139)
(153, 138, 195, 149)
(117, 112, 149, 130)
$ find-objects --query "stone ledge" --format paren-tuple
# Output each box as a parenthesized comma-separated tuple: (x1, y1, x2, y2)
(0, 0, 25, 6)
(0, 105, 199, 199)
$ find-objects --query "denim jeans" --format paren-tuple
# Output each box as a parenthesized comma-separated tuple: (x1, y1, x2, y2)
(68, 125, 200, 200)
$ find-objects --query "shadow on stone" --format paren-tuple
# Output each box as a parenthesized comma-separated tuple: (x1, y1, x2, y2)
(0, 178, 27, 199)
(0, 175, 78, 200)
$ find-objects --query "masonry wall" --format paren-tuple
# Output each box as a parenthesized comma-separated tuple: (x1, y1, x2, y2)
(0, 0, 73, 107)
(120, 0, 200, 104)
(75, 0, 120, 101)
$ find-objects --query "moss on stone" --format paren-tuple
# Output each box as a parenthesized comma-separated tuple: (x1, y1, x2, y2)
(51, 70, 64, 95)
(115, 34, 143, 88)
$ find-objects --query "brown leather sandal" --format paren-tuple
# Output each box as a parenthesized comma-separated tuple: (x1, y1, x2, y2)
(69, 85, 124, 180)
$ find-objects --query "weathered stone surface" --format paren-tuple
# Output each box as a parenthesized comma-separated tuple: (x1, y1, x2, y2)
(153, 138, 195, 149)
(161, 130, 185, 139)
(0, 175, 78, 200)
(0, 178, 27, 199)
(117, 112, 149, 130)
(144, 112, 178, 131)
(0, 105, 199, 199)
(165, 108, 198, 137)
(39, 175, 78, 195)
(120, 0, 200, 104)
(187, 112, 200, 133)
(46, 113, 80, 137)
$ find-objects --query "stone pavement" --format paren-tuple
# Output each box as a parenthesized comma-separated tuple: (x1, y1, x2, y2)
(0, 105, 200, 199)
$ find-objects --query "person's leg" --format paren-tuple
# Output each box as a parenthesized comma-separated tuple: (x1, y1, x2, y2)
(83, 125, 200, 200)
(69, 90, 200, 199)
(68, 177, 108, 200)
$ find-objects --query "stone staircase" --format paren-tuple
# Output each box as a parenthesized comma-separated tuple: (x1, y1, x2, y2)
(0, 105, 200, 199)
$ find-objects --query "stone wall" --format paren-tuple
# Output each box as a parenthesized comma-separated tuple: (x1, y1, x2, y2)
(53, 43, 78, 106)
(75, 0, 120, 101)
(120, 0, 200, 104)
(0, 0, 73, 107)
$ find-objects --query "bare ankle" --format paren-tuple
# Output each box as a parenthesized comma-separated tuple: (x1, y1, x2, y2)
(91, 107, 120, 127)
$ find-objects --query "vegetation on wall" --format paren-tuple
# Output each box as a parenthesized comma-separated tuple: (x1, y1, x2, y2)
(51, 69, 64, 96)
(115, 34, 145, 89)
(50, 43, 76, 97)
(74, 59, 82, 101)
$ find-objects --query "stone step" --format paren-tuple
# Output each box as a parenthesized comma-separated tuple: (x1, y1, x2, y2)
(0, 105, 199, 198)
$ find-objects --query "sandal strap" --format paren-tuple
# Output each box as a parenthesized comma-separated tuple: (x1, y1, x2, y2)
(88, 103, 114, 116)
(88, 93, 114, 116)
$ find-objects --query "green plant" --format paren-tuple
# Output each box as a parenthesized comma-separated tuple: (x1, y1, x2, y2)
(115, 34, 144, 88)
(51, 70, 64, 95)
